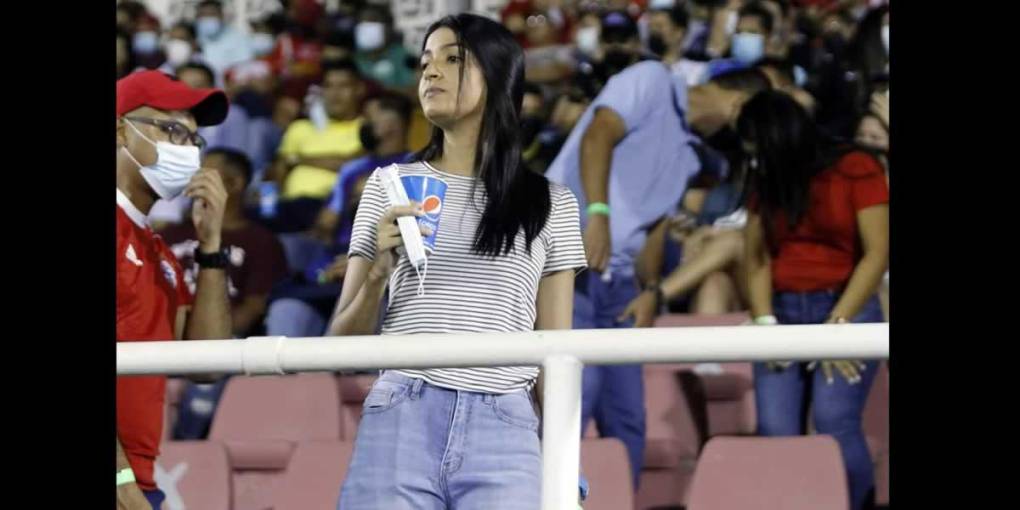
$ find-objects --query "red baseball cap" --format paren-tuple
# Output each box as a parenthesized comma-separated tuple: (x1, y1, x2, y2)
(116, 70, 229, 126)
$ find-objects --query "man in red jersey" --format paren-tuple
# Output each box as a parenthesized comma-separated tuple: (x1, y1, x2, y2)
(116, 70, 232, 510)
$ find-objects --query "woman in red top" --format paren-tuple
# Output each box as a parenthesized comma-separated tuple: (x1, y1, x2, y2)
(739, 90, 889, 510)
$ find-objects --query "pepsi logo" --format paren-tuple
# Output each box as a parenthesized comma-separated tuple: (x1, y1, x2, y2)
(422, 195, 442, 219)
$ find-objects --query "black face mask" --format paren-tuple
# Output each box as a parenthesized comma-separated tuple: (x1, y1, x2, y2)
(359, 123, 380, 153)
(602, 49, 636, 77)
(648, 34, 669, 57)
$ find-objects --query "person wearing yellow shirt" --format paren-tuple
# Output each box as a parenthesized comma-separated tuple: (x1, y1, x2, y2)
(272, 59, 367, 206)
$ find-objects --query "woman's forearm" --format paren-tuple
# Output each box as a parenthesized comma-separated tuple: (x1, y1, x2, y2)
(830, 252, 887, 320)
(328, 273, 388, 335)
(746, 260, 773, 318)
(743, 215, 773, 318)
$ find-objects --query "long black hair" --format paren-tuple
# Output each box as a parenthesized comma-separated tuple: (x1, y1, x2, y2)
(737, 90, 844, 251)
(415, 13, 552, 257)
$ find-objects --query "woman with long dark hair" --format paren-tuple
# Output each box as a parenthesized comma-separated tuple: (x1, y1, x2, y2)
(328, 13, 586, 508)
(740, 90, 889, 510)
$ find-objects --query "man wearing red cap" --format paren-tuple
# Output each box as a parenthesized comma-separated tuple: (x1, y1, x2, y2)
(116, 70, 232, 510)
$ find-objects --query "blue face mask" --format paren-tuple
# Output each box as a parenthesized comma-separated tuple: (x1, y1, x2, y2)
(731, 32, 765, 65)
(251, 33, 275, 56)
(196, 17, 223, 39)
(133, 31, 159, 55)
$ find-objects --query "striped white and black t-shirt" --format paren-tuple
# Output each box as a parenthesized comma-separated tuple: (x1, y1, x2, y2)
(348, 161, 587, 393)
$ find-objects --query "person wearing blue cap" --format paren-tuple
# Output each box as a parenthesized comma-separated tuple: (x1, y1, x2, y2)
(705, 2, 775, 80)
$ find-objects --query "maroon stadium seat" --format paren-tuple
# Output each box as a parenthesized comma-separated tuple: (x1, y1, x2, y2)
(208, 373, 342, 510)
(688, 436, 849, 510)
(581, 438, 634, 510)
(155, 440, 231, 510)
(275, 440, 355, 510)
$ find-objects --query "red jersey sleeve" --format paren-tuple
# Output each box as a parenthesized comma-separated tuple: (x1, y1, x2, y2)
(839, 152, 889, 211)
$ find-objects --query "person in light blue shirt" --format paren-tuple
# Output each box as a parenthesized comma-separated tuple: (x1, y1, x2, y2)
(194, 0, 254, 85)
(546, 10, 772, 489)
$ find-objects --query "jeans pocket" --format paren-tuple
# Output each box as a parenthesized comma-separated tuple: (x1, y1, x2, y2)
(491, 391, 540, 432)
(362, 380, 410, 415)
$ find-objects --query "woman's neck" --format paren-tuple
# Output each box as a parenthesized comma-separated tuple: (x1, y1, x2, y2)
(433, 119, 481, 177)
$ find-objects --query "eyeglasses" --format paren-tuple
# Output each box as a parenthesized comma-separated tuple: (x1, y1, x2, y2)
(125, 117, 206, 150)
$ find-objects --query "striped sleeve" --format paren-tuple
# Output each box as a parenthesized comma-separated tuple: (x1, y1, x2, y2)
(347, 169, 388, 261)
(543, 184, 588, 276)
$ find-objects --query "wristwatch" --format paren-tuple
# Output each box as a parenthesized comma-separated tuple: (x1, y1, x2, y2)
(642, 282, 665, 310)
(194, 247, 230, 269)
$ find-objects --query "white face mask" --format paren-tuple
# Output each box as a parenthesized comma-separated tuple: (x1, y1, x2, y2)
(881, 25, 889, 54)
(576, 26, 600, 55)
(355, 21, 386, 51)
(122, 120, 202, 199)
(164, 39, 193, 67)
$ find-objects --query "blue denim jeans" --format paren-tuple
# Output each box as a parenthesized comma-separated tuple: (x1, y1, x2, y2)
(573, 270, 646, 489)
(173, 378, 229, 440)
(753, 291, 884, 510)
(143, 488, 164, 510)
(338, 372, 542, 509)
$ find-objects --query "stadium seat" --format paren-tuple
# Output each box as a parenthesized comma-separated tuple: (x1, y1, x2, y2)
(687, 436, 849, 510)
(155, 440, 231, 510)
(275, 440, 355, 510)
(636, 313, 756, 508)
(636, 364, 703, 509)
(651, 314, 756, 437)
(208, 373, 343, 510)
(581, 438, 634, 510)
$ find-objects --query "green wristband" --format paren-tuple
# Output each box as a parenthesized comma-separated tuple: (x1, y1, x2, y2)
(586, 202, 610, 216)
(117, 468, 136, 486)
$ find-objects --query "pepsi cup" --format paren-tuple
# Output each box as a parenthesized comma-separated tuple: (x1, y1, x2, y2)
(400, 174, 448, 253)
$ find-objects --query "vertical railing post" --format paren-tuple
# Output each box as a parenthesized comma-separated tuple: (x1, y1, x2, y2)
(541, 355, 583, 510)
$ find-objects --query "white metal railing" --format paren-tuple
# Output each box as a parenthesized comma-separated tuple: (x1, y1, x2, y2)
(117, 324, 889, 510)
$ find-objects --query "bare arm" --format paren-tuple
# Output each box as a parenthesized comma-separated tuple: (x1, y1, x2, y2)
(580, 107, 627, 272)
(660, 228, 743, 301)
(536, 269, 576, 331)
(116, 438, 150, 510)
(533, 269, 578, 414)
(580, 107, 626, 212)
(183, 170, 231, 341)
(829, 205, 889, 321)
(743, 211, 773, 318)
(326, 204, 427, 336)
(326, 255, 390, 336)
